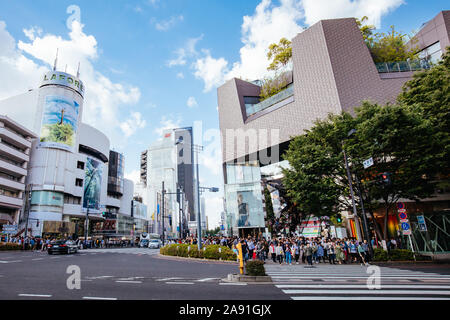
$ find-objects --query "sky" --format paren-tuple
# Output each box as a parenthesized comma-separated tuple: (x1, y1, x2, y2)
(0, 0, 448, 229)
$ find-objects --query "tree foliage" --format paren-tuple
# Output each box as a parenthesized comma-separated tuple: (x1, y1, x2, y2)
(356, 17, 418, 63)
(398, 48, 450, 180)
(282, 100, 443, 240)
(267, 37, 292, 72)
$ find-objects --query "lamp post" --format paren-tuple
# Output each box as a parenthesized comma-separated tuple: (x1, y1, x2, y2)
(342, 129, 372, 255)
(342, 129, 363, 241)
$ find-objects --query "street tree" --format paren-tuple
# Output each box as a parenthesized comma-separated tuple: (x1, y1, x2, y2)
(282, 101, 441, 240)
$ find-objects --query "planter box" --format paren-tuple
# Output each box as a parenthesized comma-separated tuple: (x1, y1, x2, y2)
(227, 274, 272, 283)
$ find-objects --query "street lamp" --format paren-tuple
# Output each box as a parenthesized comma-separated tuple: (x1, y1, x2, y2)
(342, 129, 363, 241)
(342, 129, 373, 254)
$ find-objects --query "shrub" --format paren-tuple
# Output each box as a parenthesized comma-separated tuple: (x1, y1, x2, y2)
(373, 248, 389, 261)
(160, 244, 236, 261)
(389, 249, 414, 261)
(372, 248, 415, 261)
(245, 260, 266, 276)
(0, 243, 23, 251)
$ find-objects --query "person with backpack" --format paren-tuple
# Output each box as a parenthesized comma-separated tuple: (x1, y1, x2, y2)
(305, 243, 313, 266)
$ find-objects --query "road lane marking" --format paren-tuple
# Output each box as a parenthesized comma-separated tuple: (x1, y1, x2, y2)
(165, 282, 194, 285)
(0, 260, 22, 263)
(115, 281, 143, 284)
(156, 277, 183, 281)
(197, 278, 220, 282)
(282, 289, 450, 295)
(276, 285, 450, 289)
(291, 297, 450, 300)
(82, 297, 117, 300)
(32, 258, 44, 261)
(18, 294, 52, 298)
(219, 283, 248, 286)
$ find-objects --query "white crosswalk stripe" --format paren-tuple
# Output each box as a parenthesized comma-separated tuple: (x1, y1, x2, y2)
(266, 264, 450, 300)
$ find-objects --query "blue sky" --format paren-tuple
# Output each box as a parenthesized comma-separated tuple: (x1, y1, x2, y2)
(0, 0, 448, 228)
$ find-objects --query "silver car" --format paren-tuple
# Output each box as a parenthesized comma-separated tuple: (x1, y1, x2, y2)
(148, 239, 161, 249)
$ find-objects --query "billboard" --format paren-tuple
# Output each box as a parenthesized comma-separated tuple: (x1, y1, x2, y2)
(236, 190, 265, 228)
(39, 95, 79, 152)
(83, 157, 103, 212)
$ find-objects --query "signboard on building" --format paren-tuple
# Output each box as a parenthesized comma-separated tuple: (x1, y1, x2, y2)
(39, 95, 80, 153)
(1, 225, 18, 234)
(41, 71, 85, 97)
(83, 157, 103, 212)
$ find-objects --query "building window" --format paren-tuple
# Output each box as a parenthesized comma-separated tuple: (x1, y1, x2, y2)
(77, 161, 85, 170)
(75, 178, 83, 187)
(418, 41, 442, 64)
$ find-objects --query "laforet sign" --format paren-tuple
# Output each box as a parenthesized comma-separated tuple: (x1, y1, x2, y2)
(40, 71, 85, 97)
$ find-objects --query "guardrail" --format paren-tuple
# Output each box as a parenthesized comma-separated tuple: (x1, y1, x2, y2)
(375, 59, 432, 73)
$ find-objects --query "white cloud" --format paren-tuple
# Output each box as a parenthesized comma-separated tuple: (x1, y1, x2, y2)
(300, 0, 404, 28)
(0, 21, 48, 99)
(176, 72, 184, 79)
(193, 49, 229, 93)
(192, 0, 404, 92)
(204, 196, 224, 229)
(23, 26, 43, 41)
(1, 19, 144, 147)
(155, 15, 184, 31)
(120, 111, 147, 138)
(186, 96, 198, 108)
(167, 35, 203, 67)
(154, 115, 182, 137)
(125, 169, 141, 185)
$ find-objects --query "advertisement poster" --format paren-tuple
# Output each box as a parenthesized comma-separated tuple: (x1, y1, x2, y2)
(39, 95, 79, 152)
(83, 157, 103, 212)
(236, 190, 264, 228)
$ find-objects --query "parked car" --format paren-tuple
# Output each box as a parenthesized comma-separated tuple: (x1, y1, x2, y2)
(148, 239, 161, 249)
(48, 240, 78, 255)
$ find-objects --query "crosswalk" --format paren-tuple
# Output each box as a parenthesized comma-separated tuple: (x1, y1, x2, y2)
(266, 264, 450, 300)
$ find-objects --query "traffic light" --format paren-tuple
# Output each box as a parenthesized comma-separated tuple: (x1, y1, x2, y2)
(102, 212, 107, 218)
(379, 172, 392, 186)
(336, 214, 342, 223)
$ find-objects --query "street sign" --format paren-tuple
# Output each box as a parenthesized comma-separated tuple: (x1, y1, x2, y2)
(397, 202, 405, 210)
(363, 157, 374, 169)
(417, 215, 427, 232)
(401, 221, 411, 235)
(398, 211, 408, 220)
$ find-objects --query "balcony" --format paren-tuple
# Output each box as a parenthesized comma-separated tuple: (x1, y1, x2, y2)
(0, 142, 28, 162)
(0, 194, 23, 208)
(0, 176, 25, 191)
(0, 158, 27, 177)
(0, 127, 31, 150)
(245, 83, 294, 120)
(375, 58, 432, 73)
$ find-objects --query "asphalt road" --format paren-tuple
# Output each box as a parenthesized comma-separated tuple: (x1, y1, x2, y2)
(0, 248, 287, 300)
(1, 249, 449, 301)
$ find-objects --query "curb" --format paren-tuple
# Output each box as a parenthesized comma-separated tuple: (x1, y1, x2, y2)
(226, 274, 272, 283)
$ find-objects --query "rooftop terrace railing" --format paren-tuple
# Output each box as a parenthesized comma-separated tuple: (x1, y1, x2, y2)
(245, 83, 294, 118)
(376, 58, 432, 73)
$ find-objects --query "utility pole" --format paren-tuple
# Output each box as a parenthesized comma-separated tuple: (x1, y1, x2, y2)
(161, 181, 165, 246)
(342, 140, 363, 241)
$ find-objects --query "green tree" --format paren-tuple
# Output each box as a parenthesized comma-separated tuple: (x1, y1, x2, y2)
(356, 17, 418, 63)
(398, 48, 450, 183)
(282, 102, 441, 240)
(267, 37, 292, 72)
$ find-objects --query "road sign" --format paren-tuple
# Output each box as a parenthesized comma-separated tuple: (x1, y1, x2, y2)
(397, 202, 405, 210)
(363, 157, 374, 169)
(417, 215, 427, 232)
(401, 221, 411, 235)
(398, 211, 408, 220)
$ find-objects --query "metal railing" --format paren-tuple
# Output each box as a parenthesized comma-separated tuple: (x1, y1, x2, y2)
(376, 58, 432, 73)
(246, 83, 294, 117)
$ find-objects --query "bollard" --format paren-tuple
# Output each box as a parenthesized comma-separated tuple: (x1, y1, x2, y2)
(236, 243, 244, 275)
